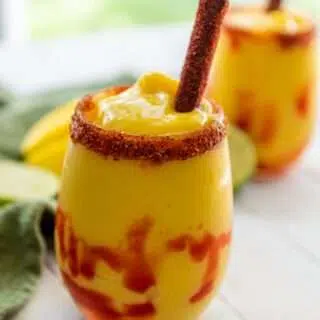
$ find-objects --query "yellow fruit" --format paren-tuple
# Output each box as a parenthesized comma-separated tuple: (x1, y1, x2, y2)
(22, 100, 77, 175)
(22, 99, 76, 153)
(25, 136, 69, 175)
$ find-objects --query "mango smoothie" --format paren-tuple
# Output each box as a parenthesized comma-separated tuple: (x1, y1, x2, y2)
(55, 72, 233, 320)
(208, 6, 317, 178)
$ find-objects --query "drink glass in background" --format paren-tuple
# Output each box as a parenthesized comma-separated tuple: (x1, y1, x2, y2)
(55, 82, 233, 320)
(208, 6, 317, 178)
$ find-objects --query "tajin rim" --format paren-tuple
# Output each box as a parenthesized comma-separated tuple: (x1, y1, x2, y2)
(223, 6, 316, 48)
(70, 86, 227, 162)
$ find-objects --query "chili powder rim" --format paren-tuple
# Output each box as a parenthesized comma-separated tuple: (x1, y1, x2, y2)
(223, 5, 317, 45)
(70, 86, 227, 162)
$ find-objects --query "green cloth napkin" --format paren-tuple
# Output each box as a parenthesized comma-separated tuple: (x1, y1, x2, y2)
(0, 88, 13, 109)
(0, 201, 55, 320)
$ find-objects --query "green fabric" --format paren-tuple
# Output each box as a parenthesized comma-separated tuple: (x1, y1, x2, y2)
(0, 201, 55, 319)
(0, 88, 13, 109)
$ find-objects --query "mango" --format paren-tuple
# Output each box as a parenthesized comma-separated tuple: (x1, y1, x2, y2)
(21, 100, 77, 175)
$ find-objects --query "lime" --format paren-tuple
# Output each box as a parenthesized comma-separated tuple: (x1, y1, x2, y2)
(0, 161, 59, 204)
(229, 125, 257, 191)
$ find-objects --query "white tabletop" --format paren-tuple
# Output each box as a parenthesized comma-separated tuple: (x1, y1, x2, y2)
(1, 26, 319, 320)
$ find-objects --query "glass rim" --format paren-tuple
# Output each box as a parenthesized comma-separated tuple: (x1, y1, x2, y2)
(70, 85, 227, 162)
(222, 5, 317, 46)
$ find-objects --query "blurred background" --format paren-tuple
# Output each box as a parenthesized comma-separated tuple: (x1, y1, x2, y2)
(1, 0, 319, 41)
(0, 0, 319, 95)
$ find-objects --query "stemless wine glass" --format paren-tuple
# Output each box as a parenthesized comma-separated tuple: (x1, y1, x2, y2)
(208, 6, 317, 178)
(55, 85, 233, 320)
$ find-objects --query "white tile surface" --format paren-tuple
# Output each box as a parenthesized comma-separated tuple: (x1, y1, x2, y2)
(222, 212, 320, 320)
(15, 269, 81, 320)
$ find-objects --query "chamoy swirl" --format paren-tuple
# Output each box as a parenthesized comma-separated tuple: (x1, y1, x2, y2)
(92, 72, 220, 136)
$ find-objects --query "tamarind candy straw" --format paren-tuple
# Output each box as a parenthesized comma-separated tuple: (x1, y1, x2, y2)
(267, 0, 282, 12)
(174, 0, 229, 113)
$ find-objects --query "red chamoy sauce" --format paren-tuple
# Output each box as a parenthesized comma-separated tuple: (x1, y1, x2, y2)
(167, 231, 231, 303)
(62, 271, 122, 319)
(56, 207, 156, 293)
(235, 90, 255, 132)
(255, 103, 277, 145)
(56, 206, 232, 318)
(62, 272, 156, 319)
(235, 91, 277, 146)
(296, 84, 311, 117)
(257, 139, 309, 179)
